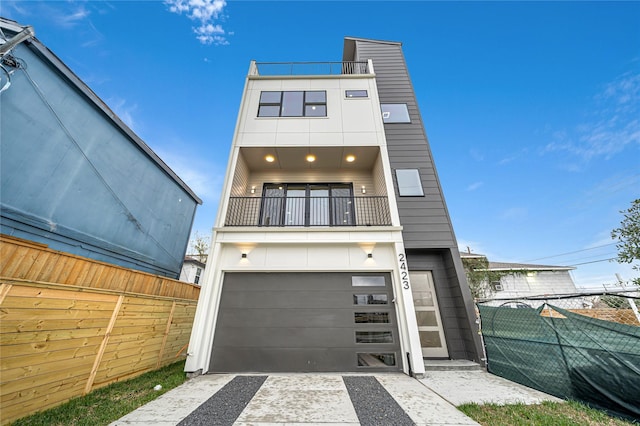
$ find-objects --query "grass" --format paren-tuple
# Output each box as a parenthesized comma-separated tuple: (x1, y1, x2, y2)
(10, 361, 189, 426)
(459, 400, 638, 426)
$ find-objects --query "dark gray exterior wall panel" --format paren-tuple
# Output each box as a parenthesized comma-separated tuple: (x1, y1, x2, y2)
(354, 40, 457, 249)
(349, 38, 483, 362)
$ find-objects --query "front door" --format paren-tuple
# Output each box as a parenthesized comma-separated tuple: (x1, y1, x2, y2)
(410, 271, 449, 358)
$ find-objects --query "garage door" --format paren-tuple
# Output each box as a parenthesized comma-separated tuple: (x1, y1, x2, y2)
(210, 272, 401, 372)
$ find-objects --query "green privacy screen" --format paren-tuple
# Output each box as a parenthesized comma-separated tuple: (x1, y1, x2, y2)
(478, 304, 640, 419)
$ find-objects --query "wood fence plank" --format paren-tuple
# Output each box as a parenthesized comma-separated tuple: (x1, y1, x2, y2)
(84, 295, 123, 394)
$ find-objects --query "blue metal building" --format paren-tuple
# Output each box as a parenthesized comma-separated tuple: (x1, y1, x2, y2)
(1, 18, 202, 278)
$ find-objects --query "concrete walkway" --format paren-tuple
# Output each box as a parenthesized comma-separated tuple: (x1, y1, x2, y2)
(111, 369, 561, 426)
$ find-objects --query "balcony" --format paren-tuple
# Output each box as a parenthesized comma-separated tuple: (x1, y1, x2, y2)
(225, 196, 391, 227)
(250, 61, 372, 77)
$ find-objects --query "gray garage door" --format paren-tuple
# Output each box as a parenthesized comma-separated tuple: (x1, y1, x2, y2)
(210, 272, 401, 372)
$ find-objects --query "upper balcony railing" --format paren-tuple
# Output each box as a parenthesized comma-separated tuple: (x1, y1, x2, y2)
(250, 61, 373, 77)
(225, 196, 391, 227)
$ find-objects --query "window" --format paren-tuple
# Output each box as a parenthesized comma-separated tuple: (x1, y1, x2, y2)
(194, 267, 202, 285)
(395, 169, 424, 196)
(351, 276, 386, 287)
(258, 91, 326, 117)
(491, 281, 503, 291)
(357, 353, 396, 367)
(354, 312, 390, 324)
(346, 90, 368, 98)
(381, 104, 410, 123)
(356, 331, 393, 343)
(353, 294, 388, 305)
(260, 183, 353, 226)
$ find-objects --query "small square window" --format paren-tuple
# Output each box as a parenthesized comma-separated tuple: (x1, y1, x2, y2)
(381, 104, 410, 123)
(305, 91, 326, 103)
(346, 90, 368, 98)
(305, 104, 326, 117)
(395, 169, 424, 196)
(259, 91, 282, 103)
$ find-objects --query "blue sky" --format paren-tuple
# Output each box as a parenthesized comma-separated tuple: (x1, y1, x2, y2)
(3, 1, 639, 287)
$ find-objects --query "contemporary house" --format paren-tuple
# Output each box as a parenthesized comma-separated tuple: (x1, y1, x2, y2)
(0, 18, 201, 278)
(186, 37, 482, 377)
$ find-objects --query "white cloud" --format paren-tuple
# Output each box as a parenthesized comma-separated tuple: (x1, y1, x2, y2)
(542, 72, 640, 164)
(466, 181, 483, 191)
(154, 148, 223, 202)
(165, 0, 230, 45)
(500, 207, 527, 221)
(57, 6, 90, 27)
(108, 97, 138, 131)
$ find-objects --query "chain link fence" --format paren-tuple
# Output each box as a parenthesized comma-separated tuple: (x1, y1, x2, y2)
(476, 290, 640, 420)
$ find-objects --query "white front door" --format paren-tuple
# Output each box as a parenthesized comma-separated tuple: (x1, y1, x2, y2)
(410, 271, 449, 358)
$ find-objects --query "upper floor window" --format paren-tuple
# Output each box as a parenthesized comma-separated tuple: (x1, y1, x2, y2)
(346, 90, 368, 98)
(395, 169, 424, 196)
(258, 91, 327, 117)
(381, 104, 410, 123)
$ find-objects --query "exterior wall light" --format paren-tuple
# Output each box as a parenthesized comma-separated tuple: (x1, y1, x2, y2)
(346, 155, 355, 162)
(265, 155, 275, 163)
(306, 154, 316, 162)
(241, 253, 247, 259)
(367, 253, 373, 258)
(251, 186, 256, 194)
(361, 186, 366, 194)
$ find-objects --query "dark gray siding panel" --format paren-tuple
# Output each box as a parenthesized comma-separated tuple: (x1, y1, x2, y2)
(354, 39, 456, 249)
(349, 38, 483, 362)
(211, 272, 401, 372)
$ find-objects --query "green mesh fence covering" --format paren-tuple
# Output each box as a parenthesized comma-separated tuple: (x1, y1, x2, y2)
(478, 303, 640, 420)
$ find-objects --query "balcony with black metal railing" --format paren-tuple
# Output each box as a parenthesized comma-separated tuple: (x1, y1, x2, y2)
(249, 61, 373, 77)
(225, 196, 391, 227)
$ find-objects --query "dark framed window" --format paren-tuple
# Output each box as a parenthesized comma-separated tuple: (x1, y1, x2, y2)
(395, 169, 424, 196)
(259, 183, 353, 226)
(258, 91, 326, 117)
(353, 294, 388, 305)
(354, 312, 390, 324)
(357, 353, 396, 367)
(381, 103, 410, 123)
(356, 331, 393, 344)
(194, 267, 202, 284)
(346, 90, 368, 98)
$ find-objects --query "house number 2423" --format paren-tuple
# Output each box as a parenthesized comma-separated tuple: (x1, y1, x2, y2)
(398, 253, 410, 290)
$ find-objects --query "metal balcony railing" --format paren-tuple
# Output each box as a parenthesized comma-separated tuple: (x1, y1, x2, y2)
(252, 61, 371, 76)
(225, 196, 391, 227)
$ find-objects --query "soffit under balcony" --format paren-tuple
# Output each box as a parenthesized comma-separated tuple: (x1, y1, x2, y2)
(239, 146, 379, 171)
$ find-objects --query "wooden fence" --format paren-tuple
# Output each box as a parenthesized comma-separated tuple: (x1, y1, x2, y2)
(0, 235, 200, 425)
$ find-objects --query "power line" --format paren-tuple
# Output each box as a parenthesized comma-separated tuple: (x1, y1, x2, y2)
(522, 243, 618, 263)
(568, 258, 617, 267)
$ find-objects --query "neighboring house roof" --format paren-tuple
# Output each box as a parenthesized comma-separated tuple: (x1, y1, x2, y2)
(460, 251, 575, 271)
(488, 261, 575, 272)
(183, 256, 206, 269)
(0, 17, 202, 205)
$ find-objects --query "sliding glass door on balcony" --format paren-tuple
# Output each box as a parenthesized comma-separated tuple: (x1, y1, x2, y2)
(260, 183, 354, 227)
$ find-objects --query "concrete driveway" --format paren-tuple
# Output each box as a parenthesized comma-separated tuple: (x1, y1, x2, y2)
(110, 368, 560, 425)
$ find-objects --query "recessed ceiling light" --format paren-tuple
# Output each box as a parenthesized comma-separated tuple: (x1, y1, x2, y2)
(265, 155, 275, 162)
(306, 154, 316, 162)
(346, 155, 356, 162)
